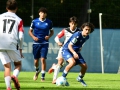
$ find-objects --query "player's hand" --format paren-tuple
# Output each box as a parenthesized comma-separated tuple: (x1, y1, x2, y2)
(33, 36, 39, 41)
(21, 54, 24, 58)
(57, 42, 63, 47)
(45, 36, 50, 40)
(19, 49, 24, 58)
(73, 52, 79, 59)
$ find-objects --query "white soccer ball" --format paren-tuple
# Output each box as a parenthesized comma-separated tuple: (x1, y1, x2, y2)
(56, 76, 67, 86)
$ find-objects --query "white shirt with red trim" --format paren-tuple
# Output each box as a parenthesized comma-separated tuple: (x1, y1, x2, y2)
(0, 12, 24, 50)
(55, 27, 79, 45)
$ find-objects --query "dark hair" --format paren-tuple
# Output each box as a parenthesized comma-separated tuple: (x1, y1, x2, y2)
(69, 16, 78, 24)
(38, 7, 48, 14)
(80, 22, 95, 33)
(6, 0, 17, 10)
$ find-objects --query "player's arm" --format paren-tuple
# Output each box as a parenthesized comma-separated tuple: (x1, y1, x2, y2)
(45, 28, 54, 40)
(54, 29, 65, 47)
(28, 21, 39, 41)
(28, 28, 38, 41)
(49, 28, 54, 38)
(68, 37, 79, 59)
(18, 20, 24, 58)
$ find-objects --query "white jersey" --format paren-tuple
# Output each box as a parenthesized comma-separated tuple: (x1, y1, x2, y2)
(55, 27, 80, 59)
(0, 12, 24, 50)
(55, 27, 80, 45)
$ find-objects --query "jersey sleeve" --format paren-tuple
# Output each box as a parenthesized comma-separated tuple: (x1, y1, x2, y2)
(49, 20, 53, 30)
(57, 29, 65, 38)
(18, 20, 24, 49)
(30, 20, 34, 29)
(18, 20, 24, 32)
(54, 29, 65, 43)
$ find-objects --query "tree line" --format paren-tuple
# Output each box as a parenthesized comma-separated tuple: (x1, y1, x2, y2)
(0, 0, 120, 28)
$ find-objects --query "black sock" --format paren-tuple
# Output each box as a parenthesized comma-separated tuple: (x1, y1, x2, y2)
(36, 68, 39, 72)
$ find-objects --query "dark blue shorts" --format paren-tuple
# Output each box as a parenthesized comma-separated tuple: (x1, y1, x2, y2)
(62, 50, 86, 65)
(33, 44, 49, 59)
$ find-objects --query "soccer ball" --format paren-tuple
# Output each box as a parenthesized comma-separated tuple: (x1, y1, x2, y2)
(56, 76, 67, 86)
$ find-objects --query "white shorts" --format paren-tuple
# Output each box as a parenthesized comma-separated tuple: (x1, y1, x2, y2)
(0, 50, 22, 65)
(56, 47, 66, 66)
(56, 47, 63, 60)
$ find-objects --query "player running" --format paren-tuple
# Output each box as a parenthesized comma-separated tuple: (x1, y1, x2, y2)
(0, 0, 24, 90)
(48, 16, 80, 84)
(61, 22, 95, 86)
(29, 7, 54, 81)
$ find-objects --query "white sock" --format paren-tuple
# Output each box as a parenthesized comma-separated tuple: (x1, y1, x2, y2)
(52, 64, 57, 69)
(53, 65, 61, 80)
(79, 72, 84, 78)
(5, 76, 11, 88)
(13, 69, 19, 77)
(41, 70, 46, 73)
(63, 70, 68, 74)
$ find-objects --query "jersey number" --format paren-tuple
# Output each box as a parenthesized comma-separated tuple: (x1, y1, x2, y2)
(3, 19, 15, 34)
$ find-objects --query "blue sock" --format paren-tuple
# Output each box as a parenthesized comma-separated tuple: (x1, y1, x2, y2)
(62, 70, 68, 77)
(41, 73, 45, 78)
(79, 75, 84, 79)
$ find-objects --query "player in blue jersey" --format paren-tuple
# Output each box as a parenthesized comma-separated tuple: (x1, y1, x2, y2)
(48, 16, 80, 84)
(62, 22, 94, 86)
(28, 7, 54, 81)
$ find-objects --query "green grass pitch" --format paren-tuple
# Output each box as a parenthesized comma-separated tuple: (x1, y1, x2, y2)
(0, 72, 120, 90)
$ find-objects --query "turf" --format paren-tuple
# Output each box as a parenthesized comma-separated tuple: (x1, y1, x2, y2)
(0, 72, 120, 90)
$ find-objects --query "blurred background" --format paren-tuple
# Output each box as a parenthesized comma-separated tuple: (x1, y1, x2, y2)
(0, 0, 120, 28)
(0, 0, 120, 73)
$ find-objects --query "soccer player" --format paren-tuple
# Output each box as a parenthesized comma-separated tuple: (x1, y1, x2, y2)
(62, 22, 95, 86)
(48, 16, 80, 84)
(29, 7, 54, 81)
(0, 0, 24, 90)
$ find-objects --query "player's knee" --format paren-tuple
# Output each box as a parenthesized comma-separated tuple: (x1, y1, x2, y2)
(14, 61, 21, 67)
(81, 64, 87, 70)
(58, 58, 64, 65)
(4, 63, 11, 68)
(69, 60, 76, 66)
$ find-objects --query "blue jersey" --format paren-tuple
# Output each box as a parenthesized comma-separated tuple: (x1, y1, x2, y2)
(62, 31, 89, 52)
(30, 18, 53, 43)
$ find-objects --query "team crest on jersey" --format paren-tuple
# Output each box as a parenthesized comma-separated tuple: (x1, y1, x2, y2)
(37, 23, 40, 25)
(67, 55, 70, 58)
(72, 38, 77, 43)
(45, 23, 48, 25)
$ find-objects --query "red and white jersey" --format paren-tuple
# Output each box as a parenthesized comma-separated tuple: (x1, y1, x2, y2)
(0, 12, 24, 50)
(55, 27, 80, 45)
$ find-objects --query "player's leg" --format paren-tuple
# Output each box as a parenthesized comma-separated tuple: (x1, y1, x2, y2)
(0, 51, 12, 90)
(4, 63, 12, 90)
(62, 50, 75, 78)
(32, 44, 41, 81)
(76, 53, 87, 86)
(77, 63, 87, 86)
(61, 57, 75, 86)
(61, 50, 76, 86)
(33, 59, 40, 80)
(52, 57, 64, 84)
(48, 47, 62, 74)
(62, 57, 75, 77)
(48, 63, 56, 74)
(40, 57, 46, 81)
(7, 50, 22, 89)
(40, 44, 49, 81)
